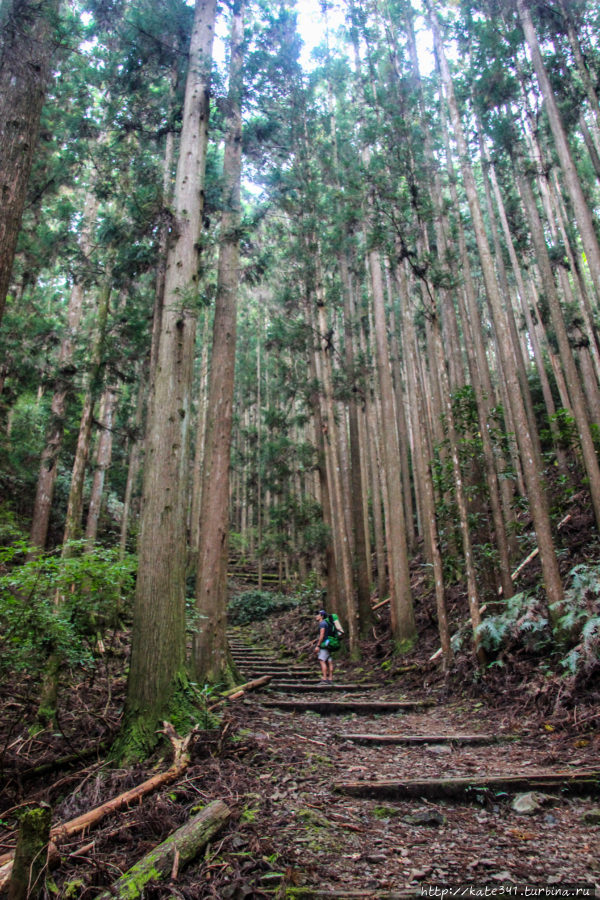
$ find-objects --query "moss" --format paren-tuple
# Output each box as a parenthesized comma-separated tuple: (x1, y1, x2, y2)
(372, 805, 403, 819)
(297, 808, 331, 828)
(113, 861, 163, 899)
(240, 804, 260, 824)
(394, 634, 417, 655)
(11, 805, 52, 899)
(111, 669, 202, 764)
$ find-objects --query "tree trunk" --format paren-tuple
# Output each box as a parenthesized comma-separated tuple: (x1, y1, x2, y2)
(399, 264, 452, 668)
(7, 804, 51, 900)
(29, 193, 97, 550)
(367, 239, 416, 648)
(122, 0, 217, 757)
(85, 385, 118, 543)
(313, 252, 359, 651)
(516, 164, 600, 531)
(119, 373, 145, 557)
(517, 0, 600, 304)
(429, 4, 565, 614)
(340, 255, 372, 629)
(193, 0, 244, 685)
(62, 280, 112, 548)
(0, 0, 59, 324)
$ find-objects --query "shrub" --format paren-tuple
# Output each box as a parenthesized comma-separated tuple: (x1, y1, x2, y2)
(475, 563, 600, 678)
(0, 540, 137, 679)
(227, 589, 299, 626)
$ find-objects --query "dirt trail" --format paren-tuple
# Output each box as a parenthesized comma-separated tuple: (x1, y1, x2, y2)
(1, 631, 598, 898)
(223, 634, 600, 897)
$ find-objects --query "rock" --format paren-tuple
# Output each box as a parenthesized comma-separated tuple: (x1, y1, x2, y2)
(403, 809, 446, 826)
(511, 791, 546, 815)
(426, 744, 452, 754)
(491, 871, 516, 883)
(582, 808, 600, 825)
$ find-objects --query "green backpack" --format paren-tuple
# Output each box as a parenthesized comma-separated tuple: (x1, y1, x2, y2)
(324, 613, 343, 651)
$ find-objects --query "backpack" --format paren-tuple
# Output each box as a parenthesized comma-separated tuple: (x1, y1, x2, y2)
(324, 613, 344, 651)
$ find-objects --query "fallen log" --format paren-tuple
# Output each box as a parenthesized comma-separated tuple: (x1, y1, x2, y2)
(219, 675, 272, 701)
(207, 675, 272, 711)
(97, 799, 231, 899)
(334, 769, 600, 800)
(0, 723, 193, 892)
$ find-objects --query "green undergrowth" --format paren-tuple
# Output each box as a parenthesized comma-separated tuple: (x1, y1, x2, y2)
(228, 589, 300, 625)
(469, 563, 600, 679)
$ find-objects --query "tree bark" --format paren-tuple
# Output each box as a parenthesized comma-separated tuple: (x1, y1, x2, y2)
(517, 0, 600, 304)
(366, 239, 416, 647)
(29, 196, 96, 550)
(85, 385, 118, 543)
(7, 804, 51, 900)
(122, 0, 217, 755)
(0, 0, 59, 324)
(429, 4, 564, 614)
(193, 0, 244, 684)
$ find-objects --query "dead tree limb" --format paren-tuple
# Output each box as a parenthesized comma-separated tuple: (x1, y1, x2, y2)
(0, 723, 192, 891)
(208, 675, 272, 710)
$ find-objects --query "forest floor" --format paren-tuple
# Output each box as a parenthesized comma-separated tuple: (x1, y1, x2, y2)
(1, 607, 599, 899)
(1, 530, 600, 898)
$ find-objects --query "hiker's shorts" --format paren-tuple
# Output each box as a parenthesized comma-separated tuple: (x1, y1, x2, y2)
(318, 648, 331, 661)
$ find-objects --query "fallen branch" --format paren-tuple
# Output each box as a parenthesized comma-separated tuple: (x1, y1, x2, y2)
(220, 675, 272, 699)
(372, 596, 390, 610)
(498, 514, 572, 595)
(0, 723, 192, 892)
(208, 675, 271, 710)
(97, 799, 231, 899)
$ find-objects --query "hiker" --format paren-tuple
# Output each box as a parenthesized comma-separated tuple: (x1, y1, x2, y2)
(314, 609, 334, 685)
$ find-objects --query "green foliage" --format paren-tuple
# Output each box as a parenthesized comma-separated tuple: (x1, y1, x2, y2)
(0, 541, 136, 679)
(551, 564, 600, 675)
(475, 564, 600, 678)
(476, 590, 550, 656)
(227, 589, 299, 625)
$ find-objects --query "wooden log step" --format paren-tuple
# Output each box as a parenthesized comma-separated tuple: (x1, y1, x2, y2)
(339, 733, 505, 745)
(239, 671, 315, 679)
(258, 699, 433, 714)
(334, 769, 600, 800)
(232, 658, 295, 666)
(237, 665, 314, 673)
(270, 683, 377, 693)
